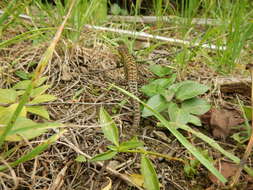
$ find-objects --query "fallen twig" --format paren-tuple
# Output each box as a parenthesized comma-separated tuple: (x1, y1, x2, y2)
(84, 24, 226, 51)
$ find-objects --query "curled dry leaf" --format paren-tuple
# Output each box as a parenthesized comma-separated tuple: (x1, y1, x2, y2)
(208, 161, 238, 186)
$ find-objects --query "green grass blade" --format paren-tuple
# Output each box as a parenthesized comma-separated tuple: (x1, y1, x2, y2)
(0, 0, 17, 26)
(0, 27, 56, 48)
(0, 130, 66, 171)
(178, 124, 240, 163)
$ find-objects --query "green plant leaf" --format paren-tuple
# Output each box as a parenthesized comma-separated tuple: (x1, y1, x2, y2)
(13, 80, 31, 90)
(161, 89, 176, 102)
(181, 97, 211, 115)
(0, 130, 66, 171)
(188, 114, 202, 126)
(75, 155, 87, 162)
(113, 84, 227, 183)
(99, 107, 119, 146)
(16, 90, 25, 96)
(13, 78, 48, 90)
(243, 106, 252, 120)
(118, 137, 144, 151)
(175, 81, 209, 101)
(142, 95, 168, 117)
(90, 150, 117, 162)
(15, 70, 31, 80)
(0, 103, 26, 124)
(29, 94, 57, 104)
(141, 155, 160, 190)
(31, 85, 51, 97)
(184, 162, 197, 177)
(149, 64, 172, 77)
(34, 77, 48, 87)
(141, 77, 175, 97)
(26, 106, 50, 120)
(0, 117, 62, 142)
(168, 102, 190, 125)
(107, 145, 118, 151)
(0, 89, 17, 104)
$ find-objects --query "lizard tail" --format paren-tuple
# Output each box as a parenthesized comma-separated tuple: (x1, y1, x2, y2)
(128, 81, 140, 129)
(132, 100, 140, 128)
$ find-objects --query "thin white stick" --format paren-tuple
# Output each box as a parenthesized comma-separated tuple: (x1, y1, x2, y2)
(0, 10, 226, 50)
(85, 24, 226, 50)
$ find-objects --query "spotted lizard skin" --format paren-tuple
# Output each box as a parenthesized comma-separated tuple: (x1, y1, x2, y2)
(117, 44, 140, 129)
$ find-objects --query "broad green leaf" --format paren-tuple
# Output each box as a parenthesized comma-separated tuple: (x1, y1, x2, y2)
(107, 145, 118, 151)
(0, 117, 61, 141)
(0, 89, 17, 103)
(149, 64, 172, 77)
(75, 155, 87, 162)
(0, 104, 26, 124)
(141, 77, 176, 97)
(31, 85, 51, 97)
(34, 77, 48, 87)
(16, 90, 25, 96)
(167, 102, 190, 125)
(188, 114, 202, 126)
(168, 80, 193, 92)
(141, 155, 160, 190)
(13, 80, 31, 89)
(182, 97, 210, 115)
(13, 78, 48, 90)
(8, 121, 63, 137)
(29, 94, 57, 104)
(118, 137, 143, 151)
(175, 81, 209, 101)
(90, 150, 117, 162)
(15, 70, 30, 80)
(142, 95, 168, 117)
(99, 107, 119, 146)
(161, 89, 175, 102)
(0, 130, 66, 171)
(26, 106, 50, 120)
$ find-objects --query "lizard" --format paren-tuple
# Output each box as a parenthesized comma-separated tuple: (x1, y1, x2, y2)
(117, 43, 140, 130)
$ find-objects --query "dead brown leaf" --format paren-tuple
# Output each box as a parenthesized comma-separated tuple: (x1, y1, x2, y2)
(208, 161, 238, 186)
(201, 108, 244, 139)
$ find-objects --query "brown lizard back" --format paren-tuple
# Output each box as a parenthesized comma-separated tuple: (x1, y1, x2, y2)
(117, 44, 140, 129)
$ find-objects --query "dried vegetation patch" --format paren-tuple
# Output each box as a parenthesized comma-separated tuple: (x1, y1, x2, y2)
(1, 27, 253, 190)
